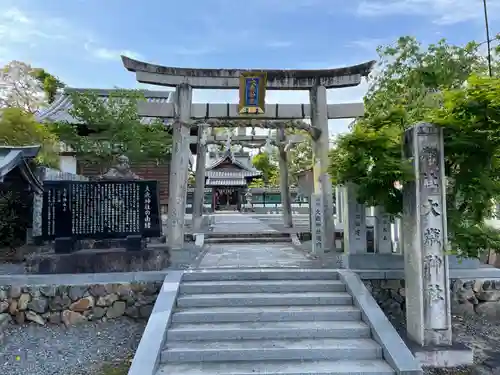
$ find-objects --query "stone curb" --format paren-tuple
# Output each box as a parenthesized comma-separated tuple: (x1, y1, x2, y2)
(338, 269, 423, 375)
(0, 271, 168, 286)
(127, 271, 183, 375)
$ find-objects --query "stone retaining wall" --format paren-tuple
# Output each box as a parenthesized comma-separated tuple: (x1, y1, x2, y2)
(364, 279, 500, 321)
(0, 281, 161, 326)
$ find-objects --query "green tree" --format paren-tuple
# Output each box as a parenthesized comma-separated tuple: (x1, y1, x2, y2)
(286, 129, 314, 185)
(0, 107, 60, 167)
(31, 68, 65, 104)
(429, 74, 500, 257)
(330, 36, 500, 258)
(251, 152, 278, 185)
(49, 90, 172, 169)
(248, 177, 266, 188)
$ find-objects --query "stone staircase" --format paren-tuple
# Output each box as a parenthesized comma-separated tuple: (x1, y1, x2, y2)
(204, 232, 292, 244)
(156, 269, 397, 375)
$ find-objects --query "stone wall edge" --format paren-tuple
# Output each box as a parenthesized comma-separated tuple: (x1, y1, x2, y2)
(0, 271, 168, 286)
(127, 270, 183, 375)
(338, 270, 423, 375)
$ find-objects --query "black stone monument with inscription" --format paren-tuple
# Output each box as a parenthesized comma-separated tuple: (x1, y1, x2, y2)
(39, 180, 161, 253)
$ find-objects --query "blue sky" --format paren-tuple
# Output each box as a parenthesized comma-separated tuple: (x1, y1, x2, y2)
(1, 0, 498, 135)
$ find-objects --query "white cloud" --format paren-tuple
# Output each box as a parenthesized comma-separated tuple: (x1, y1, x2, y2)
(84, 43, 143, 61)
(0, 7, 68, 47)
(357, 0, 500, 25)
(0, 7, 142, 64)
(348, 38, 390, 53)
(265, 40, 293, 48)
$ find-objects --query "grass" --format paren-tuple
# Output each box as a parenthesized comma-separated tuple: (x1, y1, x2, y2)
(97, 357, 132, 375)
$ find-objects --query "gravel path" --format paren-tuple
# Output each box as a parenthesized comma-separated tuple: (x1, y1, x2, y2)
(0, 319, 145, 375)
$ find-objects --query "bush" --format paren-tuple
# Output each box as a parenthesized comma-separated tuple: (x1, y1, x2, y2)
(0, 188, 31, 254)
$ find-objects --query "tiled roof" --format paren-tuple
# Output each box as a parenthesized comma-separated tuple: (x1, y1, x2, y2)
(206, 178, 246, 186)
(0, 146, 43, 193)
(205, 149, 261, 176)
(206, 170, 260, 178)
(35, 88, 172, 124)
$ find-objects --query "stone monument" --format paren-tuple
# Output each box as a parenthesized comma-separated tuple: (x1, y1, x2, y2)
(402, 122, 472, 367)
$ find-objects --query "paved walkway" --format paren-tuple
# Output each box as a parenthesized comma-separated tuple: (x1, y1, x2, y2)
(199, 213, 315, 268)
(198, 243, 314, 268)
(210, 212, 278, 234)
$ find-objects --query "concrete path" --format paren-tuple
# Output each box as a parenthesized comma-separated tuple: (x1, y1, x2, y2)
(200, 213, 315, 268)
(210, 212, 278, 234)
(198, 243, 314, 268)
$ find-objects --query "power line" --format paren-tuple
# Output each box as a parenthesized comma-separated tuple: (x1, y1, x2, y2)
(482, 0, 493, 77)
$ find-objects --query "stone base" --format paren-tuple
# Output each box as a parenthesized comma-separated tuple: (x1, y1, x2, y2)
(345, 254, 480, 270)
(403, 338, 474, 368)
(25, 247, 170, 274)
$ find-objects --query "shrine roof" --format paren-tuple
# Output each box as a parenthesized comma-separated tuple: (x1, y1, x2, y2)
(205, 149, 261, 178)
(0, 145, 43, 193)
(34, 88, 172, 124)
(206, 177, 246, 186)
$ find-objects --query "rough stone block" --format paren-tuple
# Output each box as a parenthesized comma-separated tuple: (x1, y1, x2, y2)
(25, 247, 170, 274)
(126, 235, 143, 252)
(54, 237, 74, 254)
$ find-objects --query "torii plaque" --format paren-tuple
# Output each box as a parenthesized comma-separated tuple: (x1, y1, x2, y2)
(239, 72, 267, 115)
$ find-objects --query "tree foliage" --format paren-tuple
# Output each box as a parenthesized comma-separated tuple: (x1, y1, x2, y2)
(285, 129, 314, 185)
(31, 67, 65, 104)
(251, 152, 278, 185)
(330, 36, 500, 258)
(0, 61, 64, 112)
(49, 90, 172, 169)
(0, 107, 60, 167)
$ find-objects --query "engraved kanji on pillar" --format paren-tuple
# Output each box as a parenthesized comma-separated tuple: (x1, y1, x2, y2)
(402, 122, 452, 347)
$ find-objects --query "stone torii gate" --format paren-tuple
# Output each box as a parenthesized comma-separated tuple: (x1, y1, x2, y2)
(121, 56, 375, 249)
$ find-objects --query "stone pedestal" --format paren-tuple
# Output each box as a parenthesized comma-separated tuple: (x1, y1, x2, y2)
(374, 206, 392, 253)
(278, 127, 292, 228)
(193, 126, 207, 231)
(166, 84, 192, 249)
(310, 85, 335, 251)
(343, 183, 367, 255)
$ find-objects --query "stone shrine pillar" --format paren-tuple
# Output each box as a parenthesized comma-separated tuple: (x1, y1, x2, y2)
(343, 183, 367, 255)
(374, 206, 392, 253)
(192, 125, 207, 232)
(166, 84, 192, 249)
(392, 218, 402, 253)
(309, 85, 335, 251)
(335, 186, 343, 223)
(277, 127, 293, 228)
(402, 123, 452, 346)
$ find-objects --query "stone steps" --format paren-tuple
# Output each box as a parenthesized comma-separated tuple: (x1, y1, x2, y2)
(176, 292, 353, 308)
(162, 338, 383, 362)
(171, 305, 362, 323)
(206, 232, 290, 239)
(157, 269, 395, 375)
(182, 269, 339, 281)
(179, 279, 346, 294)
(156, 359, 395, 375)
(167, 321, 372, 341)
(204, 237, 291, 244)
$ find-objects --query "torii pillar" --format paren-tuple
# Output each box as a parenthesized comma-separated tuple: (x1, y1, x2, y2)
(166, 84, 192, 248)
(310, 85, 335, 252)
